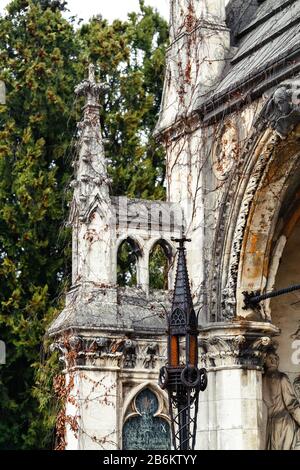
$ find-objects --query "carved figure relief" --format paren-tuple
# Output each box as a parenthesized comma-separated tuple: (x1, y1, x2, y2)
(256, 84, 300, 139)
(263, 351, 300, 450)
(294, 376, 300, 450)
(212, 120, 239, 181)
(143, 343, 159, 369)
(123, 340, 137, 369)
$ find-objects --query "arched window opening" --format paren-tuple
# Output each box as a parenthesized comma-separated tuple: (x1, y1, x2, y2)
(122, 388, 171, 450)
(149, 240, 172, 290)
(117, 238, 141, 287)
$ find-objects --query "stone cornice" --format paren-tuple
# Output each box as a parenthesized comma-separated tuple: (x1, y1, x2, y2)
(51, 335, 167, 372)
(199, 321, 280, 370)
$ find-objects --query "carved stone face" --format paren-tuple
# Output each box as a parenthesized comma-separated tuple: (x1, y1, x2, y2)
(265, 352, 280, 372)
(294, 377, 300, 399)
(213, 120, 238, 181)
(273, 87, 291, 115)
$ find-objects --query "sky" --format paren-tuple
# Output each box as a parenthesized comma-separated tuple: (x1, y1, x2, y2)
(0, 0, 170, 23)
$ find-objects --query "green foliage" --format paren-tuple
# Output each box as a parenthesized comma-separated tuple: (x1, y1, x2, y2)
(149, 244, 169, 290)
(117, 240, 138, 287)
(0, 0, 167, 449)
(0, 0, 77, 449)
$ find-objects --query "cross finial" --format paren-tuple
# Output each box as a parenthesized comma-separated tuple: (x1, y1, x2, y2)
(74, 63, 104, 108)
(171, 236, 191, 250)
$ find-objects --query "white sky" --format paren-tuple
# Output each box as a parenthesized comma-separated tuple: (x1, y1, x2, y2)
(0, 0, 170, 23)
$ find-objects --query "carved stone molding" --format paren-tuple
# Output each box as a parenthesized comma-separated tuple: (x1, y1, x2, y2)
(198, 322, 279, 370)
(51, 336, 165, 371)
(222, 132, 279, 319)
(50, 323, 279, 373)
(210, 84, 300, 322)
(51, 336, 123, 368)
(122, 340, 137, 369)
(207, 128, 265, 322)
(201, 335, 272, 369)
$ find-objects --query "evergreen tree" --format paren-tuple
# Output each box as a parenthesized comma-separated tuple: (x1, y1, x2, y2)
(0, 0, 167, 449)
(0, 0, 79, 449)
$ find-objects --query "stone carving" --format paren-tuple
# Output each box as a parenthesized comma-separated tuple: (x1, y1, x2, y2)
(50, 341, 68, 366)
(263, 350, 300, 450)
(251, 336, 272, 351)
(208, 181, 233, 322)
(89, 337, 110, 355)
(74, 64, 105, 99)
(294, 376, 300, 398)
(69, 335, 83, 352)
(294, 377, 300, 450)
(143, 343, 159, 369)
(200, 334, 272, 368)
(222, 137, 278, 319)
(123, 340, 137, 369)
(256, 85, 300, 139)
(291, 321, 300, 340)
(218, 85, 300, 321)
(212, 120, 239, 181)
(51, 336, 124, 366)
(69, 64, 110, 227)
(208, 131, 259, 322)
(51, 336, 164, 370)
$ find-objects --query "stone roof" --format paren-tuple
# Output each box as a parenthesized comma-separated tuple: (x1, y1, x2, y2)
(48, 284, 171, 337)
(198, 0, 300, 124)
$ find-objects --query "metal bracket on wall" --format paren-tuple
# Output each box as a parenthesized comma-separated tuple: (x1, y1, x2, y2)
(243, 284, 300, 311)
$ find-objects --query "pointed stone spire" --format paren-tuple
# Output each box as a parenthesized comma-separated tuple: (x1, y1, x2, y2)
(172, 237, 194, 315)
(70, 64, 111, 224)
(75, 64, 103, 118)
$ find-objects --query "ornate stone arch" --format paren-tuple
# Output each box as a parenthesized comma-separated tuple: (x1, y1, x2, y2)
(121, 382, 171, 450)
(116, 235, 144, 256)
(86, 203, 106, 224)
(116, 236, 143, 287)
(148, 237, 175, 261)
(122, 381, 169, 423)
(222, 124, 300, 320)
(207, 78, 300, 321)
(148, 238, 176, 290)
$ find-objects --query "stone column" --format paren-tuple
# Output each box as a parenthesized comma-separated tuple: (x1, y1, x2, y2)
(138, 249, 149, 293)
(196, 321, 279, 450)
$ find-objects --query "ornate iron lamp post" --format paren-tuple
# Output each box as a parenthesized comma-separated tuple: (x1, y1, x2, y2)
(159, 237, 207, 450)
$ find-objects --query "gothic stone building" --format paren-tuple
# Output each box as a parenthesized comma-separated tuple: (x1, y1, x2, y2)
(49, 0, 300, 450)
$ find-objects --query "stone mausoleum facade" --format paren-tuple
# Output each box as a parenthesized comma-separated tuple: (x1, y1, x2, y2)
(49, 0, 300, 450)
